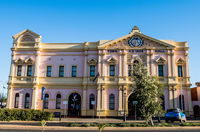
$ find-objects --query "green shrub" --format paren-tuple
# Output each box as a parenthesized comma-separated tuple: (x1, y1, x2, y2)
(0, 109, 53, 121)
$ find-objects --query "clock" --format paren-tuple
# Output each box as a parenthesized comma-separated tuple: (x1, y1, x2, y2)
(128, 36, 143, 47)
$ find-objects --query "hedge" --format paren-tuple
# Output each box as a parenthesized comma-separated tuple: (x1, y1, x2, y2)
(0, 109, 53, 121)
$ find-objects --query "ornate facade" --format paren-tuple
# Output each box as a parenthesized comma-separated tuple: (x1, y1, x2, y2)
(7, 26, 193, 117)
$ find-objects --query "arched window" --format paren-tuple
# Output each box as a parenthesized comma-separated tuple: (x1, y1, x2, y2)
(56, 94, 61, 109)
(24, 93, 30, 108)
(43, 94, 49, 109)
(14, 93, 19, 108)
(179, 95, 185, 111)
(109, 94, 115, 110)
(89, 94, 95, 109)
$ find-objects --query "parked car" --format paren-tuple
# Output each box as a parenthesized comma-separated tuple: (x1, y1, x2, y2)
(165, 108, 186, 123)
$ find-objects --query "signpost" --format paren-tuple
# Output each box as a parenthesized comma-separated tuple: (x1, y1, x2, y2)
(63, 101, 68, 118)
(91, 101, 95, 119)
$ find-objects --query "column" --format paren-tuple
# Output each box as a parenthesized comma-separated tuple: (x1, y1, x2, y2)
(171, 52, 175, 77)
(31, 86, 38, 109)
(81, 86, 87, 116)
(83, 51, 88, 83)
(119, 52, 122, 77)
(97, 85, 101, 116)
(101, 86, 106, 111)
(118, 86, 123, 115)
(146, 50, 150, 74)
(122, 50, 127, 77)
(174, 88, 178, 108)
(6, 86, 13, 109)
(149, 50, 153, 75)
(187, 88, 193, 115)
(167, 50, 172, 77)
(169, 86, 174, 109)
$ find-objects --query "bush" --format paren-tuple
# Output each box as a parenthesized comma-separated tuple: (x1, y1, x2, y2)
(0, 109, 53, 121)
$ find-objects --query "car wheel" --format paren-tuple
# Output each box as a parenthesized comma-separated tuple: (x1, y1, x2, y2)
(165, 119, 169, 123)
(179, 119, 183, 123)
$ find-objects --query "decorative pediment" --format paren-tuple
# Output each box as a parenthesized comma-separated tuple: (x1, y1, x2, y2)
(20, 35, 35, 42)
(176, 58, 185, 64)
(88, 58, 97, 65)
(155, 57, 166, 64)
(107, 57, 117, 64)
(14, 58, 24, 64)
(25, 58, 34, 64)
(98, 26, 175, 49)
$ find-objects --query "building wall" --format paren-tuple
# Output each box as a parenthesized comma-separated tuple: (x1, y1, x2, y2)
(7, 28, 193, 117)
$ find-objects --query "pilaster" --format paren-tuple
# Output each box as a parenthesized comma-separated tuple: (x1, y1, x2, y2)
(81, 86, 87, 116)
(6, 86, 13, 109)
(31, 86, 38, 109)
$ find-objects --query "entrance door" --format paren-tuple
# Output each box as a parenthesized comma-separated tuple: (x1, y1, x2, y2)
(128, 93, 138, 118)
(68, 93, 81, 117)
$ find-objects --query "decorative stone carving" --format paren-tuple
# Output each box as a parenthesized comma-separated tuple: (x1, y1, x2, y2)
(14, 58, 24, 64)
(106, 57, 117, 64)
(88, 58, 97, 65)
(20, 35, 35, 42)
(155, 57, 166, 64)
(176, 58, 185, 64)
(25, 58, 34, 64)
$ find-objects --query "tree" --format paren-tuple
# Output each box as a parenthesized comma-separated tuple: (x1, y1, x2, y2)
(131, 60, 163, 125)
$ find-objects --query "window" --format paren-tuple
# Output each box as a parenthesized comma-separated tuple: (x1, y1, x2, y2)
(179, 95, 185, 111)
(27, 65, 33, 76)
(43, 94, 49, 109)
(109, 94, 115, 110)
(90, 65, 95, 77)
(109, 65, 115, 76)
(24, 93, 30, 109)
(128, 65, 132, 76)
(89, 94, 95, 109)
(14, 93, 19, 108)
(17, 65, 22, 76)
(71, 66, 77, 77)
(59, 66, 64, 77)
(56, 94, 61, 109)
(46, 66, 52, 77)
(158, 64, 164, 77)
(178, 65, 183, 77)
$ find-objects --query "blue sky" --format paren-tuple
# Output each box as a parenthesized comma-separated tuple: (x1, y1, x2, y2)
(0, 0, 200, 93)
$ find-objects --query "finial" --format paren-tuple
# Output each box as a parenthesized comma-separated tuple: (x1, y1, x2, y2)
(129, 26, 141, 34)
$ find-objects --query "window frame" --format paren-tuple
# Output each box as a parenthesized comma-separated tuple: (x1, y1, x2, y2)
(14, 93, 19, 108)
(89, 94, 95, 110)
(158, 64, 164, 77)
(17, 65, 22, 76)
(27, 65, 33, 76)
(109, 65, 115, 76)
(59, 66, 64, 77)
(24, 93, 30, 109)
(89, 65, 95, 77)
(178, 65, 183, 77)
(56, 94, 61, 109)
(71, 65, 77, 77)
(109, 94, 115, 110)
(46, 66, 52, 77)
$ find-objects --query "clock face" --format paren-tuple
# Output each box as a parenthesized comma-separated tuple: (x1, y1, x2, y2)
(128, 36, 143, 47)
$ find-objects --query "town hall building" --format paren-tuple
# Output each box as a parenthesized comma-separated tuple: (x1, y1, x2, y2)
(7, 26, 193, 117)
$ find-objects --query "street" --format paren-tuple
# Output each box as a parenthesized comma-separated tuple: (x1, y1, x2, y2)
(0, 128, 200, 132)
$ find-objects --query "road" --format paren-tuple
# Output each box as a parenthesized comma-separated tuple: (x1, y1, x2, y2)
(0, 128, 200, 132)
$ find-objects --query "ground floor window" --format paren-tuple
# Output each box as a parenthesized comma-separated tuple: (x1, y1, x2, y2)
(14, 93, 19, 108)
(24, 93, 30, 108)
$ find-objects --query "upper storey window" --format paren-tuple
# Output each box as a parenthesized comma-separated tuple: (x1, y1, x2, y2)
(178, 65, 183, 77)
(46, 66, 52, 77)
(90, 65, 95, 77)
(59, 66, 64, 77)
(17, 65, 22, 76)
(27, 65, 33, 76)
(71, 66, 77, 77)
(109, 65, 115, 76)
(158, 65, 164, 77)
